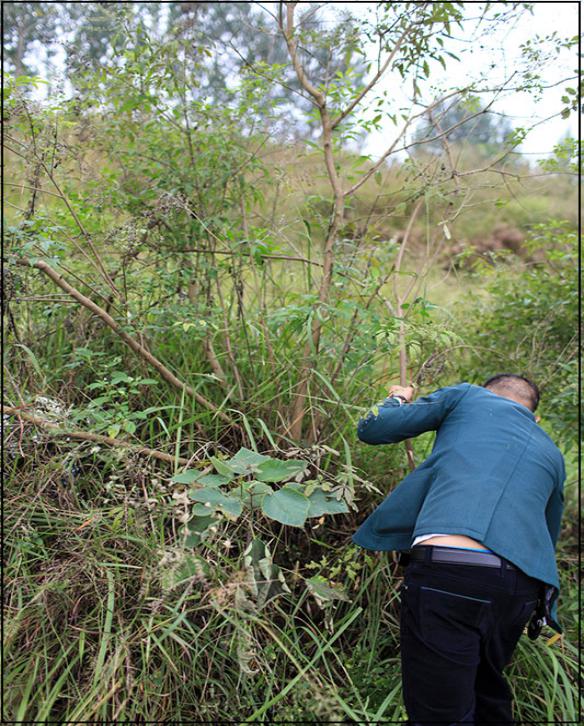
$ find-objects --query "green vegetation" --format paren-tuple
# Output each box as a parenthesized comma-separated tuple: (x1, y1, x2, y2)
(3, 2, 579, 721)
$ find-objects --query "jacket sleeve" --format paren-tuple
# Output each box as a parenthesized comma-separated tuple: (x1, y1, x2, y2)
(545, 455, 566, 548)
(357, 383, 469, 445)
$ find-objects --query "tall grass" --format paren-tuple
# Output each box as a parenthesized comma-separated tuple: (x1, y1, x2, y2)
(4, 408, 580, 721)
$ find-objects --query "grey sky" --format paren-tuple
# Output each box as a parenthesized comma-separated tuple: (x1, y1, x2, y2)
(339, 1, 579, 159)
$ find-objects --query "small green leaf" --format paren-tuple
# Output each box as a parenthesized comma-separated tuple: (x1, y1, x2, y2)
(306, 575, 351, 605)
(111, 372, 132, 385)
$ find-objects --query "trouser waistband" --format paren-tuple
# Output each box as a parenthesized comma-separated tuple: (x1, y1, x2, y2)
(406, 545, 518, 570)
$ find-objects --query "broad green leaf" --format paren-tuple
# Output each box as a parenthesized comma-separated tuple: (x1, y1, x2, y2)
(255, 458, 308, 483)
(196, 473, 233, 487)
(261, 486, 310, 527)
(172, 469, 209, 484)
(210, 455, 238, 477)
(188, 487, 242, 519)
(218, 497, 242, 519)
(186, 514, 216, 534)
(227, 447, 271, 474)
(238, 480, 273, 509)
(188, 487, 229, 504)
(306, 488, 349, 518)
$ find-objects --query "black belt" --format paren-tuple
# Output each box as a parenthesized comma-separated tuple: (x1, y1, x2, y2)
(406, 545, 518, 570)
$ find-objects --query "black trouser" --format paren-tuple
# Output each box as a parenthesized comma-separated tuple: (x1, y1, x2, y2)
(399, 547, 542, 725)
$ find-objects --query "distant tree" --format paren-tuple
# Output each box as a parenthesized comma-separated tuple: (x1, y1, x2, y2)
(4, 1, 364, 139)
(63, 3, 164, 73)
(165, 2, 367, 138)
(2, 2, 60, 76)
(414, 98, 514, 153)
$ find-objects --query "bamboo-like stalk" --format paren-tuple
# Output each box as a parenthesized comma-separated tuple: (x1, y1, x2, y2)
(392, 199, 424, 471)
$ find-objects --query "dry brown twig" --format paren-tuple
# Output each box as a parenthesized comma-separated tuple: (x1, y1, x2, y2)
(14, 257, 237, 427)
(2, 405, 194, 466)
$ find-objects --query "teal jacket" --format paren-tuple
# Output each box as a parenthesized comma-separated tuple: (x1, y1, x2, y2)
(351, 382, 566, 633)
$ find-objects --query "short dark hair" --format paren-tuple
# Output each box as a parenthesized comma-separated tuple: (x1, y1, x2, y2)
(482, 373, 540, 412)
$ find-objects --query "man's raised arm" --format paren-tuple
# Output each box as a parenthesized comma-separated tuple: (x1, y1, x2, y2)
(357, 383, 469, 445)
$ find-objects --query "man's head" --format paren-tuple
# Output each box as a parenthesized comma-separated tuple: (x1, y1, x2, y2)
(482, 373, 540, 413)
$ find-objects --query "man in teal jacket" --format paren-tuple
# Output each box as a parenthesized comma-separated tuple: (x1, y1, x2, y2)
(352, 374, 565, 725)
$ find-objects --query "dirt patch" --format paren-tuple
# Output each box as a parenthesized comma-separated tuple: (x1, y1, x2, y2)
(449, 224, 530, 267)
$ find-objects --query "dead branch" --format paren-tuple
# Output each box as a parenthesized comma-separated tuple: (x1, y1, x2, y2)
(2, 405, 193, 466)
(15, 257, 234, 425)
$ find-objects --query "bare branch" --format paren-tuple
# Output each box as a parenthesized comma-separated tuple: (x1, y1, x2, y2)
(331, 22, 414, 130)
(281, 2, 326, 107)
(176, 247, 323, 267)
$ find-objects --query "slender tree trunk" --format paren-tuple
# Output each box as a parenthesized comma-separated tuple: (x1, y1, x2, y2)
(281, 5, 346, 441)
(288, 191, 344, 441)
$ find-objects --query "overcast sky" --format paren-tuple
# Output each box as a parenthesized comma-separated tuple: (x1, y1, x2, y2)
(340, 1, 579, 159)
